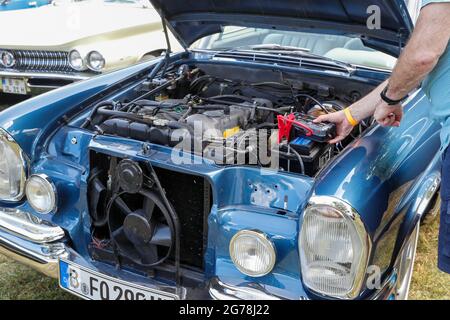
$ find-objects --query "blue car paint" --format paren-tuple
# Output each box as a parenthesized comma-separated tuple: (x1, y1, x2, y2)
(0, 50, 442, 299)
(0, 0, 50, 11)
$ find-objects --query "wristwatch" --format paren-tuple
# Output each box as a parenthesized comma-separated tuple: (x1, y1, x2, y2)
(380, 86, 409, 105)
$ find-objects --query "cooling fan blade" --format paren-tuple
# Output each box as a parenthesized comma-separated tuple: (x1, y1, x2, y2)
(108, 190, 175, 267)
(149, 223, 172, 247)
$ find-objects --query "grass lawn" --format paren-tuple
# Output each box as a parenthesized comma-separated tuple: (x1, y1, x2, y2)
(0, 93, 448, 300)
(410, 215, 450, 299)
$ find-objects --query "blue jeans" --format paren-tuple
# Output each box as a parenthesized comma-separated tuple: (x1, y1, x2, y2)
(439, 147, 450, 274)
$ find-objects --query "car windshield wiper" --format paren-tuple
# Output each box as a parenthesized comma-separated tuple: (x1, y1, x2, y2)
(247, 44, 354, 68)
(247, 44, 311, 52)
(212, 44, 355, 72)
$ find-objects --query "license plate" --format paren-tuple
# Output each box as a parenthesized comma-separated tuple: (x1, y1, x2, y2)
(59, 259, 178, 300)
(1, 77, 27, 95)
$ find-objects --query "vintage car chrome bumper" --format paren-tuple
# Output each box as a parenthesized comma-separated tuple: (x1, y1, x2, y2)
(209, 272, 400, 300)
(0, 70, 92, 94)
(209, 277, 284, 300)
(0, 208, 68, 278)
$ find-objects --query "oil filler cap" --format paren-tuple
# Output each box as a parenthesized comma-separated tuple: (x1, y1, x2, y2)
(117, 159, 143, 193)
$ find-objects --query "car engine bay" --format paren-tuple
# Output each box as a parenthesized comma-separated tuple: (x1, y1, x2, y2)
(83, 63, 375, 177)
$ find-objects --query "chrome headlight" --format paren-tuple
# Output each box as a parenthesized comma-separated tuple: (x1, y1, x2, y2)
(26, 174, 57, 214)
(68, 50, 85, 71)
(87, 51, 105, 72)
(0, 50, 15, 68)
(229, 230, 276, 277)
(299, 196, 371, 299)
(0, 129, 27, 201)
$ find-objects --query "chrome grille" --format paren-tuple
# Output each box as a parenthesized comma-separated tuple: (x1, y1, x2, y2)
(1, 49, 76, 73)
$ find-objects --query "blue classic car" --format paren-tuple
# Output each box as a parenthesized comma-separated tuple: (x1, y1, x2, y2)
(0, 0, 441, 300)
(0, 0, 51, 11)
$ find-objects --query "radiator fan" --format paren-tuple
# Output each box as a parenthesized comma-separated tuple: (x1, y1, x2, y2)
(107, 189, 174, 266)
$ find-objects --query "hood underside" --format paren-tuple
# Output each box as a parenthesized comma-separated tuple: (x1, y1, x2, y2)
(150, 0, 413, 55)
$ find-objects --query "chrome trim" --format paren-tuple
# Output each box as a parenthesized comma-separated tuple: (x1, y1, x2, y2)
(229, 230, 276, 277)
(26, 174, 58, 214)
(370, 271, 398, 300)
(300, 195, 372, 300)
(0, 128, 29, 202)
(209, 277, 284, 300)
(394, 222, 420, 300)
(0, 69, 91, 81)
(416, 173, 441, 217)
(0, 224, 67, 278)
(0, 208, 64, 243)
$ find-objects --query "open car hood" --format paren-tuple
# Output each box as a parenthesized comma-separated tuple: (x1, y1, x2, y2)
(149, 0, 413, 56)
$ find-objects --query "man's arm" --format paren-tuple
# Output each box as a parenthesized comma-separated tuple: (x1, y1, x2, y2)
(386, 3, 450, 101)
(316, 3, 450, 142)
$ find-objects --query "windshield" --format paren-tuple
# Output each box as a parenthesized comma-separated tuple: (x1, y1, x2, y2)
(194, 27, 397, 70)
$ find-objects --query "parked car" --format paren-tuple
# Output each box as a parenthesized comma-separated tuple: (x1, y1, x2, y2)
(0, 0, 51, 11)
(0, 0, 440, 300)
(0, 0, 180, 96)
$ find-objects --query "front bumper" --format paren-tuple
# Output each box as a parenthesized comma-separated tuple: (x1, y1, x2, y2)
(0, 206, 399, 300)
(0, 207, 67, 278)
(0, 70, 92, 95)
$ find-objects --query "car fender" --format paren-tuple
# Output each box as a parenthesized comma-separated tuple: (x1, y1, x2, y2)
(312, 90, 441, 275)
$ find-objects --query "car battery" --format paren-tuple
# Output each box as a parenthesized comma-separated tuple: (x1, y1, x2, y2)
(286, 137, 333, 175)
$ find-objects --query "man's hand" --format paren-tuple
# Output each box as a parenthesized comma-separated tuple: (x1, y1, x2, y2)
(373, 101, 403, 127)
(313, 111, 354, 144)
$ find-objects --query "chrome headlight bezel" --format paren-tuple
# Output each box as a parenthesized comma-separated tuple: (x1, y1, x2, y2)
(86, 51, 105, 72)
(0, 128, 28, 202)
(229, 230, 277, 277)
(68, 50, 85, 71)
(299, 196, 371, 299)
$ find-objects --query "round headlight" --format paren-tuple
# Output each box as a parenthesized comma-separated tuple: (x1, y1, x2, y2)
(299, 196, 371, 299)
(0, 128, 27, 201)
(68, 50, 84, 71)
(0, 51, 15, 68)
(26, 174, 57, 214)
(229, 230, 276, 277)
(87, 51, 105, 72)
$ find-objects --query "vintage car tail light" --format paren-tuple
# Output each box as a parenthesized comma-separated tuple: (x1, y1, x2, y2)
(68, 50, 85, 71)
(87, 51, 105, 72)
(0, 128, 27, 201)
(229, 230, 276, 277)
(26, 174, 57, 214)
(299, 196, 371, 299)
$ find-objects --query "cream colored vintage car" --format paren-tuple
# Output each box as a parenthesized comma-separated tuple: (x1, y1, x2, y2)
(0, 0, 181, 95)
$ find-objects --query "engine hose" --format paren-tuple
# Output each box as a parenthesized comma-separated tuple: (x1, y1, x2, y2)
(81, 101, 115, 129)
(97, 106, 194, 134)
(209, 94, 254, 103)
(178, 107, 192, 122)
(255, 122, 278, 129)
(202, 97, 282, 114)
